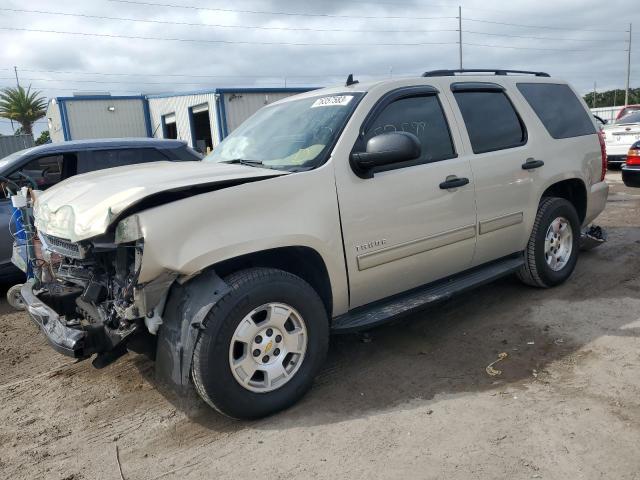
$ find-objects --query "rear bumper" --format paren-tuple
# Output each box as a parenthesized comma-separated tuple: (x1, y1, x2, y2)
(622, 165, 640, 188)
(584, 181, 609, 226)
(607, 155, 627, 166)
(21, 280, 87, 358)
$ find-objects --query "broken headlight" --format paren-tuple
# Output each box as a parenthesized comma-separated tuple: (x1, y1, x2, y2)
(115, 215, 143, 244)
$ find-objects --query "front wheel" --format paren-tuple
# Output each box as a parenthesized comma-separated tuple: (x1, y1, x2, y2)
(191, 268, 329, 419)
(517, 197, 580, 288)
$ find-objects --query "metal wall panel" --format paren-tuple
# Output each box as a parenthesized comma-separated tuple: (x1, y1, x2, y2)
(222, 91, 301, 134)
(65, 99, 148, 140)
(46, 99, 64, 143)
(147, 93, 219, 147)
(0, 135, 35, 158)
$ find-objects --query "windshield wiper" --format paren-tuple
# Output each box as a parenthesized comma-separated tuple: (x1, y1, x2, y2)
(222, 158, 266, 167)
(221, 158, 283, 170)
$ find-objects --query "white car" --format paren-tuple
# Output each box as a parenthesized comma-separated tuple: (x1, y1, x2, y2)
(602, 111, 640, 167)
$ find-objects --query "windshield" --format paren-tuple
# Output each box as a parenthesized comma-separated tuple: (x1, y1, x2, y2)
(616, 111, 640, 124)
(204, 93, 363, 170)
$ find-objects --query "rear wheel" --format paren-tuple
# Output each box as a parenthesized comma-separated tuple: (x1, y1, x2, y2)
(517, 197, 580, 288)
(191, 268, 329, 419)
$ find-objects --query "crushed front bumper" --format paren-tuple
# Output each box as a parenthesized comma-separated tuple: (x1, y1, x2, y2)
(21, 280, 87, 358)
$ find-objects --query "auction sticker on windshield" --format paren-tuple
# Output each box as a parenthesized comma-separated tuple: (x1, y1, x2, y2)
(312, 95, 354, 108)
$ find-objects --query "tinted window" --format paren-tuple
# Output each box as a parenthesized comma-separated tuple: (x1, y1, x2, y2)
(77, 148, 168, 174)
(453, 91, 526, 154)
(164, 145, 203, 161)
(617, 111, 640, 124)
(364, 95, 455, 163)
(517, 83, 596, 139)
(12, 154, 63, 189)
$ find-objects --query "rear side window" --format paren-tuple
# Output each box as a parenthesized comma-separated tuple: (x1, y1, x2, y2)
(364, 95, 456, 163)
(453, 90, 526, 154)
(76, 148, 168, 174)
(517, 83, 596, 139)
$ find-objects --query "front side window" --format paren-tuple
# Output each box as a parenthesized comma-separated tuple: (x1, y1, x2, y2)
(11, 154, 63, 189)
(453, 90, 526, 154)
(204, 93, 364, 171)
(364, 95, 456, 163)
(517, 83, 596, 139)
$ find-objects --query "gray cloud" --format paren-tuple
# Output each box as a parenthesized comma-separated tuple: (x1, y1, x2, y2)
(0, 0, 637, 136)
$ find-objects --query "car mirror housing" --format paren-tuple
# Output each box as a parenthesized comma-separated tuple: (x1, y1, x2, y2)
(350, 131, 421, 178)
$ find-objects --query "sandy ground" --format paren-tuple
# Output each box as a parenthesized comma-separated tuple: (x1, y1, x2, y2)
(1, 171, 640, 480)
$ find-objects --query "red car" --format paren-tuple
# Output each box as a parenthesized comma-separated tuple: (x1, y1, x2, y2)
(616, 105, 640, 120)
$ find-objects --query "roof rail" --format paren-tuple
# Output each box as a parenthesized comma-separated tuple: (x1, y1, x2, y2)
(422, 69, 550, 78)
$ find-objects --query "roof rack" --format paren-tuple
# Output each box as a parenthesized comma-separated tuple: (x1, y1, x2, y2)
(422, 69, 550, 78)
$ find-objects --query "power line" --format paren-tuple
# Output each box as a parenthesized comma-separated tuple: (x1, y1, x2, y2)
(1, 27, 622, 52)
(0, 7, 457, 34)
(0, 67, 366, 79)
(0, 27, 457, 47)
(462, 30, 623, 42)
(0, 76, 323, 85)
(106, 0, 457, 20)
(462, 42, 621, 52)
(464, 17, 622, 33)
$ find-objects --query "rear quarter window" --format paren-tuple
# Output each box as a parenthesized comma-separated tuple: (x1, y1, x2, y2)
(517, 83, 596, 139)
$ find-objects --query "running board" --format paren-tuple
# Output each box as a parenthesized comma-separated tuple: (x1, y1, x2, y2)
(331, 255, 524, 334)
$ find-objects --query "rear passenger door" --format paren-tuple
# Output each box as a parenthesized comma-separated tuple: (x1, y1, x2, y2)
(447, 82, 539, 266)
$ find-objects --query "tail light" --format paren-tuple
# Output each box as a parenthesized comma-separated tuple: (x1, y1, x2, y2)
(627, 146, 640, 166)
(597, 130, 607, 181)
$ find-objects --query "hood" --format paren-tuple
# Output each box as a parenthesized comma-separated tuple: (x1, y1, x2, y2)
(34, 161, 287, 242)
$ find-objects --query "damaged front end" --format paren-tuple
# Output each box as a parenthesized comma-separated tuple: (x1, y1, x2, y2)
(22, 218, 175, 368)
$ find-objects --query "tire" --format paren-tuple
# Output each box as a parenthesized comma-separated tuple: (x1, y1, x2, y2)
(7, 284, 26, 311)
(517, 197, 580, 288)
(191, 268, 329, 419)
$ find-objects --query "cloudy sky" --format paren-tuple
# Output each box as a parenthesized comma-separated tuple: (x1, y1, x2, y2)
(0, 0, 637, 136)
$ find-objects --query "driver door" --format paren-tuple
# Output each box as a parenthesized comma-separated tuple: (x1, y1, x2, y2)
(335, 87, 477, 308)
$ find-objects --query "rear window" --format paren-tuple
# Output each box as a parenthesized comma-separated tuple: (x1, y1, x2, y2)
(517, 83, 596, 139)
(453, 90, 526, 154)
(76, 148, 168, 174)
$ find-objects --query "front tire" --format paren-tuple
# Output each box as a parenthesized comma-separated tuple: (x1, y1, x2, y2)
(517, 197, 580, 288)
(191, 268, 329, 419)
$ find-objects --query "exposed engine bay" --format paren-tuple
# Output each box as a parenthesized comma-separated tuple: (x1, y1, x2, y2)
(37, 234, 146, 360)
(9, 184, 164, 367)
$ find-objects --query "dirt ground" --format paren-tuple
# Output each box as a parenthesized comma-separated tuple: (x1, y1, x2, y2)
(1, 171, 640, 480)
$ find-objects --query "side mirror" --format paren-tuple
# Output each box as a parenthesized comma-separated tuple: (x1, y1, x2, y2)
(350, 131, 421, 178)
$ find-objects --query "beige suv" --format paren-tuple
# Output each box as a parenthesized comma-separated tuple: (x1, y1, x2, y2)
(22, 69, 608, 419)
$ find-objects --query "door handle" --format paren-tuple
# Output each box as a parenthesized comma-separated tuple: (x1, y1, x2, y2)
(522, 158, 544, 170)
(439, 176, 469, 190)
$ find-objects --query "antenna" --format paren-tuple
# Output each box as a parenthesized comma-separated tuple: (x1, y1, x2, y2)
(346, 74, 359, 86)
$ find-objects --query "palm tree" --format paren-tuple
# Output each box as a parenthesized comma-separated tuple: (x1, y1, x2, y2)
(0, 85, 47, 137)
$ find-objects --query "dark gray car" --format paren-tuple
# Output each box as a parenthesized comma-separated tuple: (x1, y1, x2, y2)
(0, 138, 202, 279)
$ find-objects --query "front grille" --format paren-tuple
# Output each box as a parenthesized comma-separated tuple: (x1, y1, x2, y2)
(41, 233, 85, 259)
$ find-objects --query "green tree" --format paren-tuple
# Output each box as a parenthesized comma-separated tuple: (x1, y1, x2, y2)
(0, 85, 47, 137)
(35, 130, 50, 145)
(583, 88, 640, 108)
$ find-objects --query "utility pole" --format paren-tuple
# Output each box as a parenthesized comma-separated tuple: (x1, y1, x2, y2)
(593, 81, 597, 108)
(13, 65, 19, 87)
(458, 6, 462, 69)
(625, 23, 632, 107)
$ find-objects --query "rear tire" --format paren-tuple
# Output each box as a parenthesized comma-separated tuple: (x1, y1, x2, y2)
(191, 268, 329, 419)
(517, 197, 580, 288)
